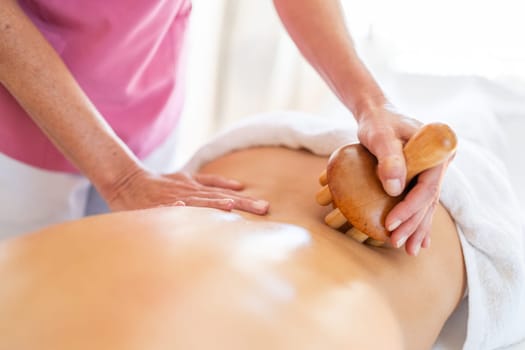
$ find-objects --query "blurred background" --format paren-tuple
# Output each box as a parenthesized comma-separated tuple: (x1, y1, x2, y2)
(176, 0, 525, 211)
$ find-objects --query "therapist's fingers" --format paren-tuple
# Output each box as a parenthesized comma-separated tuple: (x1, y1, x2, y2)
(230, 196, 270, 215)
(389, 205, 427, 249)
(189, 190, 270, 215)
(388, 202, 435, 255)
(372, 118, 421, 196)
(106, 169, 271, 215)
(404, 205, 435, 256)
(175, 197, 236, 211)
(370, 133, 406, 196)
(385, 164, 446, 247)
(422, 235, 431, 249)
(164, 172, 269, 215)
(386, 165, 443, 233)
(358, 123, 407, 196)
(357, 112, 421, 197)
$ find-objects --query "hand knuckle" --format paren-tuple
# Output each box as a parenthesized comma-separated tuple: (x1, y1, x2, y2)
(368, 129, 390, 145)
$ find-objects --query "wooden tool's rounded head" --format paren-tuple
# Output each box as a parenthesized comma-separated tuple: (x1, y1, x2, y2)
(320, 123, 457, 243)
(327, 144, 395, 242)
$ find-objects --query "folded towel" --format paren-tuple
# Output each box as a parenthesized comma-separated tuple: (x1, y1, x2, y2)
(183, 111, 525, 349)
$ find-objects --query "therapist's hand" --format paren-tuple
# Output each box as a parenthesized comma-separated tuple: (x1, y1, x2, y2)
(356, 105, 453, 256)
(103, 169, 270, 215)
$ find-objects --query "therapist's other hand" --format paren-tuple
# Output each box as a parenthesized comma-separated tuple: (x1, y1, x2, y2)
(356, 105, 453, 256)
(104, 169, 270, 215)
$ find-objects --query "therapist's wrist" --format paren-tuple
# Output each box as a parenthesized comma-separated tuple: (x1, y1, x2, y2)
(87, 149, 146, 204)
(350, 93, 390, 123)
(98, 164, 148, 208)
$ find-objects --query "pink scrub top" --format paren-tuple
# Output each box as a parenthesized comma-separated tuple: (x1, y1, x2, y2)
(0, 0, 192, 173)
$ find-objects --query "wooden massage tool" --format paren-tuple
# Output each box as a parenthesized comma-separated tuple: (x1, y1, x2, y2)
(316, 123, 457, 246)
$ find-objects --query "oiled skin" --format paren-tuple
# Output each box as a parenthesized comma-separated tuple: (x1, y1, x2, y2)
(0, 147, 465, 350)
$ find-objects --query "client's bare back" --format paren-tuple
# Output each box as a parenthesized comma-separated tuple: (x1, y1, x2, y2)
(0, 147, 465, 350)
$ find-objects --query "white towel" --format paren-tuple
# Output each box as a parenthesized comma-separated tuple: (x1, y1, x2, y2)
(182, 111, 525, 350)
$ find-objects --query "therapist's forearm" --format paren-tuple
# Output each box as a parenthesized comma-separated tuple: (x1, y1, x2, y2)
(0, 1, 142, 196)
(272, 0, 387, 121)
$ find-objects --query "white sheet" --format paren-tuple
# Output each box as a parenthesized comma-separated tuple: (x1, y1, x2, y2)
(183, 111, 525, 349)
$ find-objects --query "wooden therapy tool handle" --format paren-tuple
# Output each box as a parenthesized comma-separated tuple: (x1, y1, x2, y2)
(404, 123, 457, 182)
(317, 123, 457, 243)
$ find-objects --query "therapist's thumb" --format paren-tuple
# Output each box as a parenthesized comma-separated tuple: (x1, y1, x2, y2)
(371, 138, 406, 197)
(377, 154, 406, 196)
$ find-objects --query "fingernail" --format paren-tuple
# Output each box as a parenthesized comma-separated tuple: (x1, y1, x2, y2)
(396, 235, 408, 248)
(388, 219, 402, 232)
(413, 244, 421, 256)
(423, 237, 431, 248)
(174, 201, 186, 206)
(253, 200, 269, 212)
(385, 179, 402, 196)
